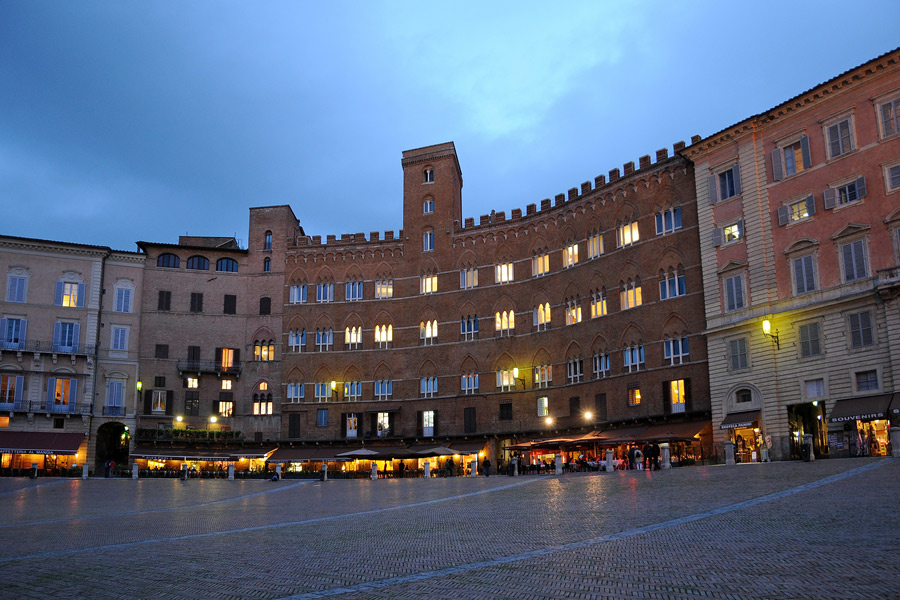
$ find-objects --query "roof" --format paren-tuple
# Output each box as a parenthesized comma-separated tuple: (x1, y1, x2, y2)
(0, 432, 85, 455)
(682, 46, 900, 156)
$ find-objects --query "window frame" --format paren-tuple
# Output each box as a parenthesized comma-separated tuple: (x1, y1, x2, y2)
(824, 115, 855, 160)
(877, 94, 900, 139)
(791, 253, 818, 295)
(798, 321, 822, 358)
(729, 337, 749, 371)
(839, 238, 869, 283)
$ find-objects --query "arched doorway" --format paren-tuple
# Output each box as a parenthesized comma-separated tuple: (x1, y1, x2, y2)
(95, 422, 130, 472)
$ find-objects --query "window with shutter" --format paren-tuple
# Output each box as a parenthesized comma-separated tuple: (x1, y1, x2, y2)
(799, 323, 821, 357)
(880, 98, 900, 138)
(848, 311, 873, 348)
(724, 275, 745, 312)
(826, 119, 853, 158)
(793, 255, 816, 294)
(840, 240, 868, 282)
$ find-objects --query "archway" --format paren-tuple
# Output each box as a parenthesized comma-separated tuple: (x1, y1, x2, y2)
(95, 422, 130, 472)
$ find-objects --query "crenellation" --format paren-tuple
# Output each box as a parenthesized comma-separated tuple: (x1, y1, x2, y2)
(673, 140, 686, 152)
(609, 168, 620, 182)
(526, 203, 536, 215)
(370, 231, 379, 241)
(540, 198, 551, 211)
(656, 148, 669, 162)
(690, 134, 702, 144)
(567, 187, 578, 201)
(312, 235, 322, 244)
(384, 231, 394, 241)
(639, 155, 651, 170)
(494, 211, 505, 223)
(595, 175, 606, 187)
(479, 214, 491, 226)
(623, 161, 635, 175)
(554, 193, 565, 206)
(511, 208, 522, 220)
(464, 217, 474, 228)
(581, 181, 592, 195)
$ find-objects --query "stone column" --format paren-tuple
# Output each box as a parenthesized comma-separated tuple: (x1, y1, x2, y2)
(371, 463, 377, 480)
(554, 454, 563, 475)
(470, 458, 478, 477)
(228, 464, 235, 480)
(725, 441, 735, 465)
(605, 449, 614, 471)
(275, 464, 282, 479)
(132, 464, 139, 479)
(660, 443, 672, 469)
(424, 461, 430, 478)
(82, 463, 89, 480)
(513, 457, 519, 476)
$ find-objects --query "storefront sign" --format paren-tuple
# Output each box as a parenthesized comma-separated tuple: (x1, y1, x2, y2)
(829, 412, 885, 423)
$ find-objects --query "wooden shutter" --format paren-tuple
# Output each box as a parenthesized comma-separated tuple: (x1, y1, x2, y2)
(684, 379, 692, 413)
(777, 206, 789, 226)
(663, 381, 671, 415)
(737, 219, 745, 238)
(340, 413, 347, 438)
(800, 136, 811, 169)
(76, 284, 85, 308)
(70, 379, 78, 411)
(72, 323, 80, 352)
(856, 176, 867, 199)
(805, 195, 816, 216)
(144, 390, 152, 415)
(166, 390, 173, 415)
(707, 175, 718, 205)
(433, 410, 439, 437)
(14, 376, 24, 409)
(215, 347, 222, 370)
(770, 148, 783, 181)
(823, 188, 836, 210)
(732, 164, 742, 195)
(416, 411, 423, 437)
(46, 377, 56, 411)
(54, 282, 63, 306)
(712, 228, 723, 247)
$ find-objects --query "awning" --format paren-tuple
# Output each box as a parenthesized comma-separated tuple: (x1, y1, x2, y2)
(720, 410, 760, 430)
(131, 448, 237, 461)
(641, 421, 708, 442)
(448, 441, 485, 454)
(594, 426, 648, 444)
(0, 432, 85, 455)
(266, 447, 352, 463)
(232, 447, 277, 459)
(891, 394, 900, 417)
(828, 394, 894, 423)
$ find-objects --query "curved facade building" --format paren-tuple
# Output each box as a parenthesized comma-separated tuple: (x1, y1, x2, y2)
(282, 142, 711, 461)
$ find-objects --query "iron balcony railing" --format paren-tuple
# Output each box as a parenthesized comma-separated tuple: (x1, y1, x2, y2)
(0, 339, 96, 355)
(176, 359, 243, 376)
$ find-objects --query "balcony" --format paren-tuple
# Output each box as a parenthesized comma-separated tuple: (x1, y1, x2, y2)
(876, 265, 900, 292)
(176, 360, 242, 377)
(102, 405, 125, 417)
(0, 339, 96, 356)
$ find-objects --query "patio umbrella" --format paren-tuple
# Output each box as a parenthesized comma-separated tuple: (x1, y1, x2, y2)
(336, 448, 382, 457)
(414, 446, 456, 457)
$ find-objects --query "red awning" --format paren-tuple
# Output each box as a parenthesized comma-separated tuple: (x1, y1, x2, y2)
(0, 431, 85, 455)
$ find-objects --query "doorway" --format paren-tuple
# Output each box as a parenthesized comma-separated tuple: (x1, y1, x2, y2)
(95, 422, 130, 471)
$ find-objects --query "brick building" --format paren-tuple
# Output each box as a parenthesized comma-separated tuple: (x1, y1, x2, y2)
(682, 48, 900, 462)
(282, 142, 711, 463)
(132, 205, 300, 464)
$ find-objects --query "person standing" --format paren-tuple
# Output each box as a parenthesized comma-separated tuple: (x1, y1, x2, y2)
(446, 457, 454, 477)
(482, 458, 491, 477)
(651, 442, 661, 470)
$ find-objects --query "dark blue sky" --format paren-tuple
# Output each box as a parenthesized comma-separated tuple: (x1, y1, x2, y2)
(2, 2, 898, 251)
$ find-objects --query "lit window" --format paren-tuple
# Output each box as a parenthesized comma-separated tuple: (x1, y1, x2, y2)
(617, 221, 639, 247)
(563, 243, 579, 268)
(495, 310, 515, 336)
(620, 279, 642, 310)
(420, 319, 438, 345)
(186, 377, 198, 389)
(460, 315, 479, 340)
(345, 326, 362, 349)
(460, 267, 478, 289)
(655, 207, 683, 235)
(590, 290, 607, 318)
(461, 373, 479, 394)
(592, 353, 610, 379)
(723, 222, 743, 243)
(669, 380, 686, 413)
(495, 262, 514, 284)
(221, 380, 232, 391)
(421, 274, 438, 294)
(565, 298, 582, 325)
(659, 269, 686, 300)
(537, 396, 549, 417)
(534, 365, 551, 388)
(623, 345, 644, 373)
(253, 394, 273, 415)
(778, 197, 814, 225)
(422, 410, 435, 436)
(496, 369, 514, 391)
(375, 278, 393, 298)
(151, 390, 166, 413)
(290, 284, 308, 304)
(628, 387, 641, 406)
(376, 412, 390, 436)
(259, 382, 268, 391)
(533, 303, 550, 331)
(375, 379, 393, 399)
(566, 358, 584, 383)
(254, 340, 275, 361)
(374, 324, 393, 348)
(587, 233, 603, 259)
(58, 282, 82, 308)
(420, 376, 438, 398)
(664, 337, 689, 365)
(532, 252, 550, 277)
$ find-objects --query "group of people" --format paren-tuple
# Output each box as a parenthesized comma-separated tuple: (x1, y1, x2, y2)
(626, 443, 662, 470)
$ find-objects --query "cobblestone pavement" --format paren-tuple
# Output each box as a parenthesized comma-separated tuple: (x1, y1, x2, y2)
(2, 458, 898, 600)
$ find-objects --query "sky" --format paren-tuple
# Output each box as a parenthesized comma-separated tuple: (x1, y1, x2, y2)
(2, 1, 898, 252)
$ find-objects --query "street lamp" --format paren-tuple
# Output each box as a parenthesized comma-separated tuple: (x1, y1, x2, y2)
(584, 411, 593, 421)
(762, 319, 780, 349)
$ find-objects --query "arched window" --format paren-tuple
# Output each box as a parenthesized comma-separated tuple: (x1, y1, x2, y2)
(264, 231, 273, 250)
(495, 310, 515, 335)
(186, 256, 209, 270)
(420, 320, 438, 344)
(263, 257, 271, 273)
(375, 324, 392, 348)
(216, 258, 239, 273)
(157, 253, 179, 268)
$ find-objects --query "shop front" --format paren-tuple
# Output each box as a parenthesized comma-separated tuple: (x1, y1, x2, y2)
(828, 394, 895, 457)
(719, 410, 763, 463)
(0, 431, 86, 476)
(131, 447, 275, 477)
